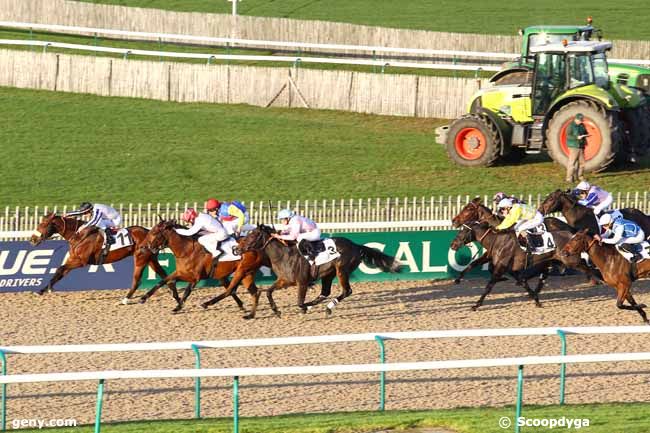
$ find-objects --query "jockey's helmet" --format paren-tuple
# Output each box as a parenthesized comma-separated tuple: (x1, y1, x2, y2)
(576, 180, 591, 191)
(277, 209, 295, 220)
(493, 192, 507, 204)
(79, 202, 93, 213)
(598, 213, 613, 227)
(497, 198, 513, 209)
(205, 198, 221, 212)
(182, 208, 198, 223)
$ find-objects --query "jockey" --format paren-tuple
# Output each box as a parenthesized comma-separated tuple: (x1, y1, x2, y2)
(175, 198, 229, 271)
(65, 202, 122, 264)
(596, 214, 645, 262)
(574, 181, 613, 216)
(492, 192, 525, 214)
(495, 198, 545, 249)
(271, 209, 322, 261)
(219, 200, 249, 236)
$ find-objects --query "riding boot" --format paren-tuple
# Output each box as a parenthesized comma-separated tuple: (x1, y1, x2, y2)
(98, 229, 113, 266)
(208, 242, 224, 277)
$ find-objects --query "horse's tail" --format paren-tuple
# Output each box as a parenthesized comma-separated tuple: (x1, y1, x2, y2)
(359, 245, 402, 273)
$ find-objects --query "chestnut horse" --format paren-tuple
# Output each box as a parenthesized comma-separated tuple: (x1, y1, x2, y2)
(142, 220, 266, 316)
(538, 190, 650, 235)
(561, 229, 650, 323)
(237, 225, 401, 318)
(31, 213, 173, 299)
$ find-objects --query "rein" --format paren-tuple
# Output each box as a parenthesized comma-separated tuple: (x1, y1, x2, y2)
(478, 227, 492, 243)
(586, 237, 598, 252)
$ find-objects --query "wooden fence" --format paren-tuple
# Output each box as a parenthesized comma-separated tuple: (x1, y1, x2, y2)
(4, 192, 650, 236)
(1, 0, 650, 59)
(0, 50, 484, 118)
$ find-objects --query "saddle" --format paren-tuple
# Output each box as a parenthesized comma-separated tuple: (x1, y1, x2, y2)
(519, 224, 556, 255)
(298, 239, 326, 257)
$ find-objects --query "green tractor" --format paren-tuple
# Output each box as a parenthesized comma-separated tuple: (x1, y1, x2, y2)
(436, 39, 648, 172)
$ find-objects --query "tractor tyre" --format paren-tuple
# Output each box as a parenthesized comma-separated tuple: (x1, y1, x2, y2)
(546, 100, 621, 173)
(446, 114, 502, 167)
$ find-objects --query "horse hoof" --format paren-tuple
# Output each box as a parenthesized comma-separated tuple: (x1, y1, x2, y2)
(120, 298, 132, 305)
(471, 305, 480, 311)
(454, 279, 461, 285)
(242, 314, 254, 320)
(139, 297, 147, 304)
(638, 304, 647, 309)
(535, 303, 543, 308)
(306, 305, 313, 313)
(200, 302, 209, 310)
(273, 310, 282, 318)
(172, 306, 183, 313)
(325, 308, 333, 316)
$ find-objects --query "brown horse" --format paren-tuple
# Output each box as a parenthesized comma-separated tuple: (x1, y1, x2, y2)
(538, 189, 650, 235)
(561, 229, 650, 323)
(142, 220, 265, 316)
(450, 198, 598, 284)
(31, 213, 174, 299)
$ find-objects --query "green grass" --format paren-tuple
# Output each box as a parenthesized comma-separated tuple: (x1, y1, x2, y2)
(1, 86, 648, 207)
(14, 403, 650, 433)
(74, 0, 650, 41)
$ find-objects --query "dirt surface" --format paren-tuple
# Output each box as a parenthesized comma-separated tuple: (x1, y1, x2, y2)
(3, 275, 650, 426)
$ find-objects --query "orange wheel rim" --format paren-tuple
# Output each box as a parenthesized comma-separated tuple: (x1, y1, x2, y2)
(560, 118, 603, 161)
(454, 127, 487, 160)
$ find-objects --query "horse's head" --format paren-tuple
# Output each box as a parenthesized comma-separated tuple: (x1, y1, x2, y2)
(450, 223, 477, 251)
(538, 189, 565, 215)
(31, 213, 59, 246)
(144, 220, 177, 254)
(560, 229, 592, 258)
(238, 224, 276, 254)
(452, 198, 482, 228)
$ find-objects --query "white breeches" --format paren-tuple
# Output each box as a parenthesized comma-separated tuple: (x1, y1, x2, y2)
(619, 230, 645, 246)
(514, 213, 544, 234)
(198, 231, 229, 257)
(592, 195, 613, 216)
(221, 219, 239, 236)
(297, 229, 321, 243)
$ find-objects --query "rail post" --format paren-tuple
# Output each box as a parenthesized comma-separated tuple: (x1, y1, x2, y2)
(372, 49, 377, 73)
(191, 344, 202, 419)
(123, 51, 131, 60)
(158, 37, 163, 62)
(233, 376, 240, 433)
(381, 63, 389, 74)
(557, 329, 567, 405)
(207, 55, 216, 65)
(514, 365, 524, 433)
(1, 350, 6, 431)
(94, 379, 105, 433)
(374, 336, 386, 411)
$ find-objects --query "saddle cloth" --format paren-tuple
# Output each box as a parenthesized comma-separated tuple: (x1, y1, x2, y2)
(521, 224, 556, 255)
(103, 228, 133, 251)
(217, 238, 241, 262)
(300, 238, 340, 266)
(615, 242, 650, 263)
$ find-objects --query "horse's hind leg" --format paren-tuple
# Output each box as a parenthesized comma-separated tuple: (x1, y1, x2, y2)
(454, 254, 489, 284)
(472, 268, 505, 311)
(220, 277, 245, 311)
(141, 273, 180, 304)
(39, 258, 84, 295)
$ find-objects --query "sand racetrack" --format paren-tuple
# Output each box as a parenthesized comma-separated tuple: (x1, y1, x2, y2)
(3, 275, 650, 426)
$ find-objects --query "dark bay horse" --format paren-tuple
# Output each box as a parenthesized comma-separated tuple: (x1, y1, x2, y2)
(450, 198, 596, 284)
(237, 225, 401, 317)
(31, 213, 174, 299)
(142, 220, 263, 315)
(450, 221, 569, 310)
(562, 229, 650, 323)
(538, 190, 650, 235)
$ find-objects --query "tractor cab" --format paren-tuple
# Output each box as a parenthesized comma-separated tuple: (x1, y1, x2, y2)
(521, 23, 599, 62)
(530, 40, 613, 116)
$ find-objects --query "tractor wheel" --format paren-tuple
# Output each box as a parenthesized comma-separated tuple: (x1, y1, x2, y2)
(446, 114, 502, 167)
(546, 100, 621, 173)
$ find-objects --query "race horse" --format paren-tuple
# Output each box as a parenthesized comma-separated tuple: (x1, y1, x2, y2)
(538, 190, 650, 235)
(562, 229, 650, 323)
(450, 198, 599, 284)
(31, 213, 174, 299)
(450, 221, 575, 310)
(142, 220, 265, 315)
(236, 225, 402, 317)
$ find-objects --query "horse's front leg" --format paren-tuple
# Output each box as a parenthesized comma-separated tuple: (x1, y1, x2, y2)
(173, 282, 197, 313)
(454, 254, 489, 284)
(304, 274, 334, 308)
(122, 251, 153, 304)
(140, 272, 179, 304)
(219, 277, 245, 311)
(39, 257, 84, 295)
(472, 266, 506, 311)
